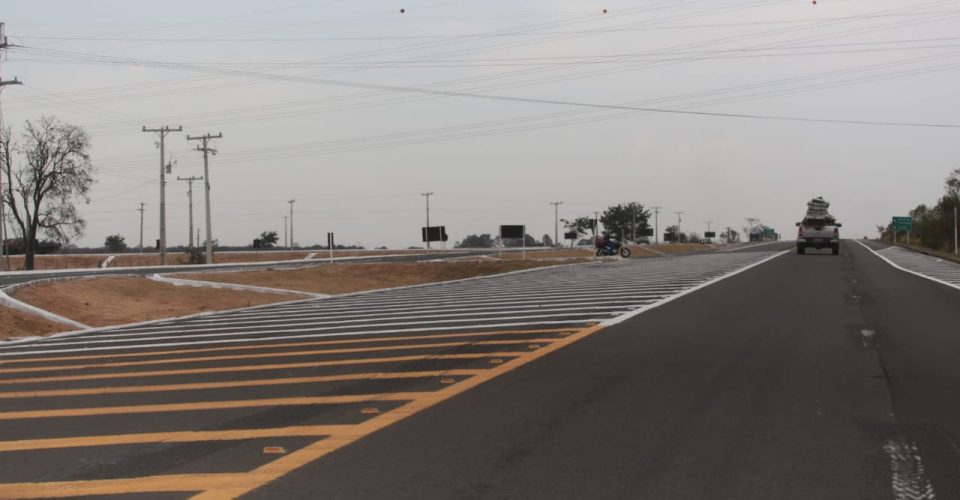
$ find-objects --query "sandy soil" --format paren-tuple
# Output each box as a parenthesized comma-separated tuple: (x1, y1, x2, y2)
(0, 249, 439, 271)
(181, 261, 565, 295)
(0, 305, 73, 340)
(1, 255, 107, 270)
(12, 277, 299, 327)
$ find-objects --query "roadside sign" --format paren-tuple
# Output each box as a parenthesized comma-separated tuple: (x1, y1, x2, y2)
(564, 231, 578, 240)
(499, 225, 525, 240)
(704, 231, 717, 238)
(421, 226, 447, 242)
(892, 216, 912, 231)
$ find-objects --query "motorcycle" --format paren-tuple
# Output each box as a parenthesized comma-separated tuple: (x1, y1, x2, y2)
(595, 240, 631, 258)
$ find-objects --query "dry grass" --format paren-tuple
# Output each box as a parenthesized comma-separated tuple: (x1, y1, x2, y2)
(181, 260, 564, 295)
(0, 305, 73, 340)
(12, 277, 299, 327)
(495, 248, 594, 260)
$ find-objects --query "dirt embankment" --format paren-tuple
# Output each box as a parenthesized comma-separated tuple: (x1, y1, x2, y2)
(181, 260, 564, 295)
(11, 277, 300, 327)
(0, 305, 73, 340)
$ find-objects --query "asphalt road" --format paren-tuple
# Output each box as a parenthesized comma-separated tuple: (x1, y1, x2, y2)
(2, 240, 959, 499)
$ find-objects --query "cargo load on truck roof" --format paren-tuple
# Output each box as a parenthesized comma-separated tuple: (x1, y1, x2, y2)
(802, 197, 836, 225)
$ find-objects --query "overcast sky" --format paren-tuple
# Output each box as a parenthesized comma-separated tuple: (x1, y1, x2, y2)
(2, 0, 958, 248)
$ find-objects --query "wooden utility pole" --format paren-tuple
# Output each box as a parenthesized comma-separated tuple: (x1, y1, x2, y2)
(0, 23, 22, 271)
(141, 125, 182, 265)
(186, 132, 222, 264)
(177, 176, 202, 249)
(137, 203, 145, 252)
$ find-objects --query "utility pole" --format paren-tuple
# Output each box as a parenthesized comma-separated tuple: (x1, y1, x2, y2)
(421, 192, 434, 249)
(187, 132, 222, 264)
(593, 211, 600, 238)
(282, 215, 289, 249)
(955, 206, 958, 256)
(287, 199, 295, 249)
(674, 211, 684, 243)
(142, 125, 182, 265)
(0, 23, 22, 272)
(137, 203, 145, 252)
(652, 206, 662, 244)
(177, 176, 202, 249)
(549, 201, 563, 247)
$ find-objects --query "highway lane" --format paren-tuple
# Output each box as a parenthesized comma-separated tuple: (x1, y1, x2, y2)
(0, 249, 783, 498)
(244, 241, 960, 500)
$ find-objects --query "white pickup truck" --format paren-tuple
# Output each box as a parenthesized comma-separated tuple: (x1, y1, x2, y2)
(796, 219, 841, 255)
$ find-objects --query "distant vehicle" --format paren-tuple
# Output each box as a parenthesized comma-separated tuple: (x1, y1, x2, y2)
(595, 235, 631, 258)
(796, 197, 841, 255)
(634, 236, 651, 245)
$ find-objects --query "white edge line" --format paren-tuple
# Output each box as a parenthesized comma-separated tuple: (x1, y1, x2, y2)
(854, 240, 960, 292)
(600, 249, 789, 327)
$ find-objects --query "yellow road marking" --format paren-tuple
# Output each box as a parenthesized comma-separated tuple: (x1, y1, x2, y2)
(0, 328, 574, 366)
(0, 369, 483, 399)
(0, 425, 355, 452)
(0, 392, 431, 421)
(0, 339, 554, 376)
(360, 408, 380, 415)
(191, 323, 606, 499)
(0, 352, 527, 386)
(0, 473, 249, 499)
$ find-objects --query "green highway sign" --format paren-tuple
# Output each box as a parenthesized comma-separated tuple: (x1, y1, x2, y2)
(892, 216, 912, 231)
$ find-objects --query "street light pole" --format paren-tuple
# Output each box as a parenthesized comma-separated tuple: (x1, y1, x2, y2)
(287, 199, 295, 249)
(652, 206, 662, 244)
(675, 211, 684, 243)
(421, 192, 433, 249)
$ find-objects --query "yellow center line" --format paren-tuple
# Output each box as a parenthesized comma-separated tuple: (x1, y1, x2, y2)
(0, 392, 432, 421)
(0, 425, 356, 453)
(0, 352, 528, 386)
(0, 328, 574, 365)
(191, 324, 606, 499)
(0, 369, 484, 399)
(0, 339, 557, 376)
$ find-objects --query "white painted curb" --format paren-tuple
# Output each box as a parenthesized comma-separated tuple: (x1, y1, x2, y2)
(147, 274, 326, 299)
(0, 289, 90, 330)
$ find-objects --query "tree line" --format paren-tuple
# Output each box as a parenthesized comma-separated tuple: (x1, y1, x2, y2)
(880, 168, 960, 252)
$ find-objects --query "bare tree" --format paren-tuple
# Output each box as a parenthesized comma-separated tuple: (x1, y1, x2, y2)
(1, 117, 95, 270)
